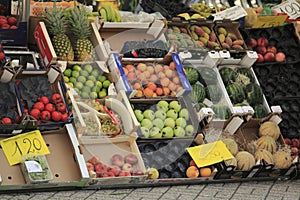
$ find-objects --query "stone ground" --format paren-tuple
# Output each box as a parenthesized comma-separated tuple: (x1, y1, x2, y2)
(0, 179, 299, 200)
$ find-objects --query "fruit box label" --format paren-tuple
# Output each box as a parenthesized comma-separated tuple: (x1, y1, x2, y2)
(34, 22, 56, 69)
(272, 0, 300, 19)
(212, 6, 247, 21)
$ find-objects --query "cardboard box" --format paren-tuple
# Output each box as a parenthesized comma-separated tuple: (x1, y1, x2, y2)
(34, 22, 109, 69)
(98, 19, 166, 54)
(109, 53, 191, 98)
(16, 66, 72, 131)
(80, 135, 147, 187)
(0, 124, 89, 191)
(129, 96, 200, 139)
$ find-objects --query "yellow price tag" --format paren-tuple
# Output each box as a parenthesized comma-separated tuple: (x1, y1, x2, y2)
(0, 130, 50, 166)
(252, 15, 287, 28)
(187, 140, 234, 168)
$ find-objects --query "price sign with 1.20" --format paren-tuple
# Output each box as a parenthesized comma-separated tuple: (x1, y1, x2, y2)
(0, 130, 50, 166)
(272, 0, 300, 19)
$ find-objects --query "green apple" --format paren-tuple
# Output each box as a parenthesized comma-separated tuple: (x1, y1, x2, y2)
(166, 109, 178, 120)
(99, 75, 107, 82)
(161, 127, 174, 138)
(85, 80, 94, 88)
(185, 124, 195, 136)
(77, 75, 86, 83)
(91, 69, 99, 77)
(164, 118, 175, 129)
(80, 70, 89, 77)
(75, 82, 83, 89)
(179, 108, 189, 121)
(141, 118, 153, 129)
(154, 110, 167, 120)
(175, 117, 187, 128)
(84, 64, 93, 73)
(143, 109, 155, 120)
(156, 100, 169, 112)
(88, 75, 97, 82)
(169, 100, 181, 112)
(174, 126, 185, 137)
(134, 110, 144, 122)
(63, 69, 72, 77)
(150, 127, 162, 138)
(141, 127, 150, 138)
(152, 118, 164, 129)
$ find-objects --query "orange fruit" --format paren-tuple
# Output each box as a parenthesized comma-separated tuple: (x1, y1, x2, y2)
(123, 67, 128, 75)
(147, 82, 157, 91)
(169, 62, 176, 70)
(137, 63, 147, 71)
(144, 88, 153, 98)
(150, 74, 158, 83)
(156, 87, 163, 96)
(186, 166, 199, 178)
(168, 82, 177, 91)
(133, 82, 142, 90)
(199, 167, 212, 177)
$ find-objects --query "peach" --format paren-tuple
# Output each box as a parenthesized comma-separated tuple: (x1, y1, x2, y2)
(152, 93, 157, 97)
(147, 82, 157, 91)
(275, 52, 285, 62)
(186, 166, 199, 178)
(139, 72, 147, 81)
(144, 71, 151, 78)
(163, 65, 169, 71)
(176, 86, 184, 93)
(144, 87, 154, 98)
(165, 69, 173, 78)
(88, 156, 100, 165)
(160, 77, 170, 87)
(170, 91, 177, 97)
(257, 53, 264, 63)
(95, 162, 107, 175)
(122, 67, 128, 75)
(86, 162, 95, 172)
(264, 52, 275, 62)
(147, 66, 155, 74)
(163, 87, 170, 95)
(154, 64, 163, 73)
(133, 82, 142, 90)
(108, 165, 121, 176)
(150, 74, 158, 82)
(135, 90, 143, 98)
(168, 82, 177, 91)
(102, 171, 115, 178)
(156, 87, 163, 96)
(126, 64, 135, 72)
(111, 154, 124, 167)
(199, 167, 212, 177)
(132, 170, 144, 176)
(172, 76, 180, 85)
(169, 61, 176, 70)
(137, 63, 147, 71)
(158, 72, 166, 79)
(127, 72, 137, 81)
(119, 170, 131, 176)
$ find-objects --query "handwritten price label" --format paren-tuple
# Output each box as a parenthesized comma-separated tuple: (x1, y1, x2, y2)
(273, 0, 300, 19)
(0, 130, 50, 166)
(252, 15, 288, 28)
(213, 6, 247, 21)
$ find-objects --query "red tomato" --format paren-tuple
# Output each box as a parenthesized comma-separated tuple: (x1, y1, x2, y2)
(38, 96, 49, 105)
(33, 102, 45, 111)
(51, 111, 62, 122)
(30, 109, 41, 120)
(0, 52, 5, 60)
(61, 113, 69, 122)
(45, 103, 56, 113)
(1, 117, 12, 124)
(51, 93, 63, 104)
(56, 103, 67, 113)
(41, 110, 51, 121)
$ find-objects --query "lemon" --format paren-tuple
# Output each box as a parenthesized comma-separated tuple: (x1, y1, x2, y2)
(90, 92, 98, 99)
(149, 168, 159, 179)
(64, 76, 69, 83)
(85, 80, 94, 88)
(69, 77, 76, 84)
(84, 64, 93, 73)
(80, 70, 89, 77)
(98, 90, 107, 99)
(73, 64, 81, 71)
(91, 69, 99, 77)
(72, 70, 80, 78)
(77, 75, 86, 83)
(63, 69, 72, 77)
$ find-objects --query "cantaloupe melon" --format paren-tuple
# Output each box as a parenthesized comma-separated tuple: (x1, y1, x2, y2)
(259, 121, 280, 140)
(235, 151, 255, 171)
(273, 149, 293, 169)
(254, 149, 273, 164)
(257, 136, 277, 154)
(222, 138, 238, 156)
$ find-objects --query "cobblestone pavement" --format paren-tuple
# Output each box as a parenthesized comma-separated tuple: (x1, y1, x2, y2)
(0, 179, 299, 200)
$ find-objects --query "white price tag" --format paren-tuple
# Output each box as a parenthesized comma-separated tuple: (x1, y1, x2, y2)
(272, 0, 300, 19)
(232, 106, 244, 114)
(213, 6, 247, 21)
(25, 161, 43, 173)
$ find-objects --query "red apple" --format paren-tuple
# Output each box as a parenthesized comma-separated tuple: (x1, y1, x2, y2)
(7, 17, 17, 26)
(275, 52, 286, 62)
(119, 170, 131, 176)
(257, 37, 268, 47)
(264, 52, 275, 62)
(1, 23, 10, 29)
(107, 165, 121, 176)
(267, 46, 277, 54)
(86, 162, 95, 172)
(124, 153, 138, 165)
(247, 38, 257, 49)
(122, 163, 133, 173)
(94, 162, 107, 175)
(111, 154, 124, 167)
(257, 53, 264, 62)
(256, 46, 267, 55)
(284, 138, 292, 146)
(88, 156, 100, 165)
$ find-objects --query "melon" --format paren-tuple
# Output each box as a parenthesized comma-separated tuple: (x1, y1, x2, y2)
(212, 105, 231, 120)
(219, 67, 237, 86)
(235, 151, 255, 171)
(254, 149, 274, 164)
(189, 83, 206, 103)
(198, 67, 217, 85)
(185, 67, 199, 85)
(253, 104, 269, 119)
(224, 157, 237, 168)
(273, 149, 293, 169)
(244, 83, 264, 106)
(257, 136, 277, 154)
(205, 85, 223, 103)
(222, 138, 238, 155)
(259, 121, 280, 140)
(226, 83, 245, 104)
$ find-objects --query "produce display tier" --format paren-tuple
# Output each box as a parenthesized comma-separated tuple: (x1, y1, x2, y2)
(253, 61, 300, 138)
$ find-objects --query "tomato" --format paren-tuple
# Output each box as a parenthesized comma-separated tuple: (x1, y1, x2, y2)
(41, 110, 51, 121)
(61, 113, 69, 122)
(38, 96, 49, 105)
(0, 52, 4, 60)
(30, 108, 41, 120)
(51, 111, 62, 122)
(24, 109, 29, 114)
(1, 117, 12, 124)
(51, 93, 63, 104)
(56, 103, 67, 113)
(45, 103, 56, 113)
(33, 102, 45, 111)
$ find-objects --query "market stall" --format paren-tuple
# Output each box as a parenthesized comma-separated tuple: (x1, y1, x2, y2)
(0, 0, 299, 191)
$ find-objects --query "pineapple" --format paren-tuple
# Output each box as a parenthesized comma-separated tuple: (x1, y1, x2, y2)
(68, 5, 95, 61)
(43, 4, 74, 61)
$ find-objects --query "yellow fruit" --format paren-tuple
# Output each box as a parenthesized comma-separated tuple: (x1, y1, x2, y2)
(149, 168, 159, 179)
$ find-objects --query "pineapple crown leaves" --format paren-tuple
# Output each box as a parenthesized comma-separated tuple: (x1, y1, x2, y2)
(43, 3, 68, 36)
(68, 5, 91, 40)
